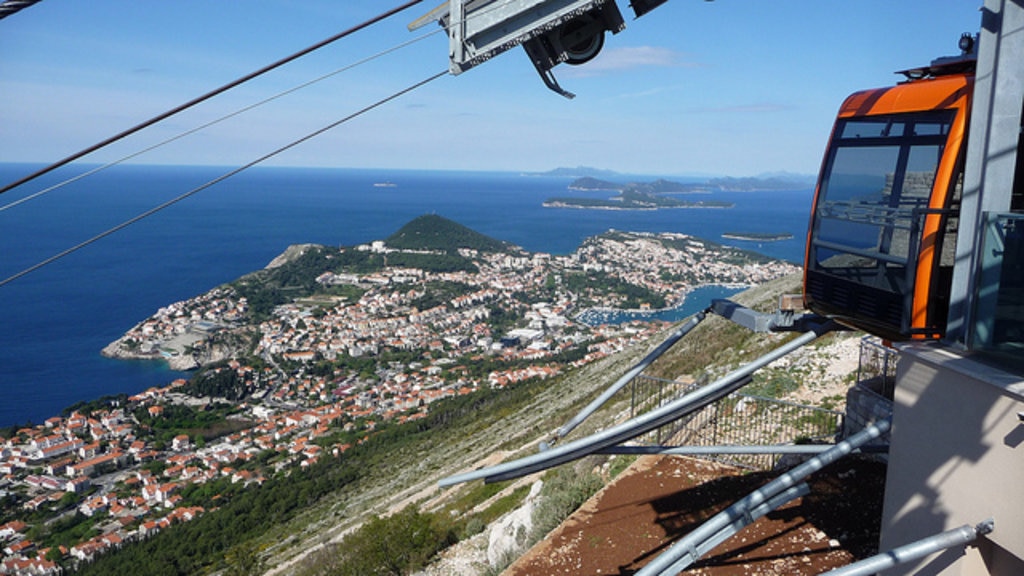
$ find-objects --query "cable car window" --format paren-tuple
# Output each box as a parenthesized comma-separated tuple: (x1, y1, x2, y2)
(812, 111, 955, 272)
(903, 146, 942, 198)
(841, 120, 904, 139)
(912, 122, 950, 136)
(814, 145, 902, 268)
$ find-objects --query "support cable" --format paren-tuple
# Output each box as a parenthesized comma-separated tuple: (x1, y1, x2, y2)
(0, 71, 447, 288)
(2, 0, 529, 208)
(0, 0, 425, 197)
(0, 0, 41, 20)
(0, 27, 444, 214)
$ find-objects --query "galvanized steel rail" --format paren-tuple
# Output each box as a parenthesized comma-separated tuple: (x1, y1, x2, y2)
(819, 519, 994, 576)
(553, 309, 708, 442)
(636, 418, 892, 575)
(596, 444, 888, 456)
(439, 321, 835, 486)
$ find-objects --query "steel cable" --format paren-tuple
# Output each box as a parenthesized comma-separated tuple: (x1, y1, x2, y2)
(1, 0, 529, 208)
(0, 0, 425, 197)
(0, 0, 42, 20)
(0, 71, 447, 288)
(0, 27, 444, 214)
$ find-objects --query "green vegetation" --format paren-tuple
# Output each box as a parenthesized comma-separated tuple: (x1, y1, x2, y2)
(228, 216, 512, 321)
(408, 281, 476, 311)
(474, 485, 531, 527)
(548, 182, 733, 210)
(567, 176, 623, 191)
(75, 451, 360, 575)
(746, 367, 802, 398)
(657, 234, 774, 265)
(223, 542, 267, 576)
(74, 371, 566, 576)
(567, 177, 700, 194)
(529, 459, 604, 542)
(185, 363, 258, 401)
(63, 221, 816, 574)
(133, 403, 249, 445)
(386, 214, 512, 253)
(61, 394, 130, 418)
(564, 271, 667, 309)
(30, 512, 100, 551)
(385, 251, 478, 273)
(626, 178, 698, 194)
(314, 507, 457, 576)
(479, 458, 606, 576)
(607, 454, 637, 478)
(230, 247, 392, 320)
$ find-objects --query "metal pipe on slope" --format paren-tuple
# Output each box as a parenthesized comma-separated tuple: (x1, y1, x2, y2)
(637, 418, 892, 576)
(554, 309, 708, 442)
(439, 322, 834, 486)
(818, 519, 995, 576)
(596, 444, 889, 456)
(660, 483, 812, 575)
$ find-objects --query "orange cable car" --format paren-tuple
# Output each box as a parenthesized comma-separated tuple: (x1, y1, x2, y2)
(803, 56, 973, 341)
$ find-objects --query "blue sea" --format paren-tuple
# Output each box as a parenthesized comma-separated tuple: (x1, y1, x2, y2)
(0, 163, 813, 427)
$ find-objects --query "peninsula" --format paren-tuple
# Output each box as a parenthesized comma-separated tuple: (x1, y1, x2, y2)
(2, 215, 799, 573)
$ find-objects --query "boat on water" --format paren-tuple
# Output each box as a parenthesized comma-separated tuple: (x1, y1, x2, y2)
(373, 181, 397, 188)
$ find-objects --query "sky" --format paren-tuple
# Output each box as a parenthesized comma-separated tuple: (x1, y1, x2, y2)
(0, 0, 983, 177)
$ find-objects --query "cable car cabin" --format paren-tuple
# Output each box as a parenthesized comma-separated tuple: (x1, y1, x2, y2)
(804, 62, 973, 341)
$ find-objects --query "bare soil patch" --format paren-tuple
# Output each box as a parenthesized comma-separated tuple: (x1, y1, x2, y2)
(506, 454, 886, 575)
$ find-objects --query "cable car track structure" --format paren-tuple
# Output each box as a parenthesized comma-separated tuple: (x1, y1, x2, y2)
(4, 1, 1022, 573)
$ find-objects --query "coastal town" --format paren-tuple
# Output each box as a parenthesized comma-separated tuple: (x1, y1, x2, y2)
(0, 220, 798, 574)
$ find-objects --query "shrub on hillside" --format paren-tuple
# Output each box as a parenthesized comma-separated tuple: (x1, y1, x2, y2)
(326, 506, 457, 576)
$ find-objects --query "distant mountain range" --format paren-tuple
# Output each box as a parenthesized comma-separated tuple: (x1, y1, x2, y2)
(567, 174, 816, 193)
(705, 174, 817, 191)
(568, 177, 698, 193)
(526, 166, 625, 179)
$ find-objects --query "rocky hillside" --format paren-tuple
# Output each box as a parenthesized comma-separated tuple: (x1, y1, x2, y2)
(262, 273, 865, 575)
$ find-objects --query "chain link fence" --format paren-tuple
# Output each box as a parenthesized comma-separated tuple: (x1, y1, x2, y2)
(629, 374, 844, 470)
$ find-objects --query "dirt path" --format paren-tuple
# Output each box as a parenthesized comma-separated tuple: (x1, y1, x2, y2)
(506, 454, 886, 575)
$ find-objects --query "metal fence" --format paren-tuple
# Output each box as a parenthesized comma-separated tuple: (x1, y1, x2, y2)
(630, 374, 844, 470)
(856, 335, 899, 400)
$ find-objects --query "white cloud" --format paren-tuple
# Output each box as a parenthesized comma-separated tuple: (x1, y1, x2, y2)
(564, 45, 693, 77)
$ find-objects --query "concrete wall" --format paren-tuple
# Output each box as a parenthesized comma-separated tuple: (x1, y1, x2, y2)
(879, 343, 1024, 575)
(843, 380, 893, 455)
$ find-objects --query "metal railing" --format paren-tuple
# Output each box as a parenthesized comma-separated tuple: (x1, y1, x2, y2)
(440, 325, 834, 486)
(856, 335, 898, 399)
(630, 374, 844, 470)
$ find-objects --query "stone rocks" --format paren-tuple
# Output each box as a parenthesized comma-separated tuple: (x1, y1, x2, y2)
(487, 480, 543, 567)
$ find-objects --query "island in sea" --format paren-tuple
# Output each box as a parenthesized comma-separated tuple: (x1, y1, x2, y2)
(543, 174, 812, 210)
(545, 178, 734, 210)
(721, 232, 796, 242)
(1, 215, 799, 572)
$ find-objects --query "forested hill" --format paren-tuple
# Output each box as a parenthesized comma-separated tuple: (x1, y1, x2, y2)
(385, 214, 515, 253)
